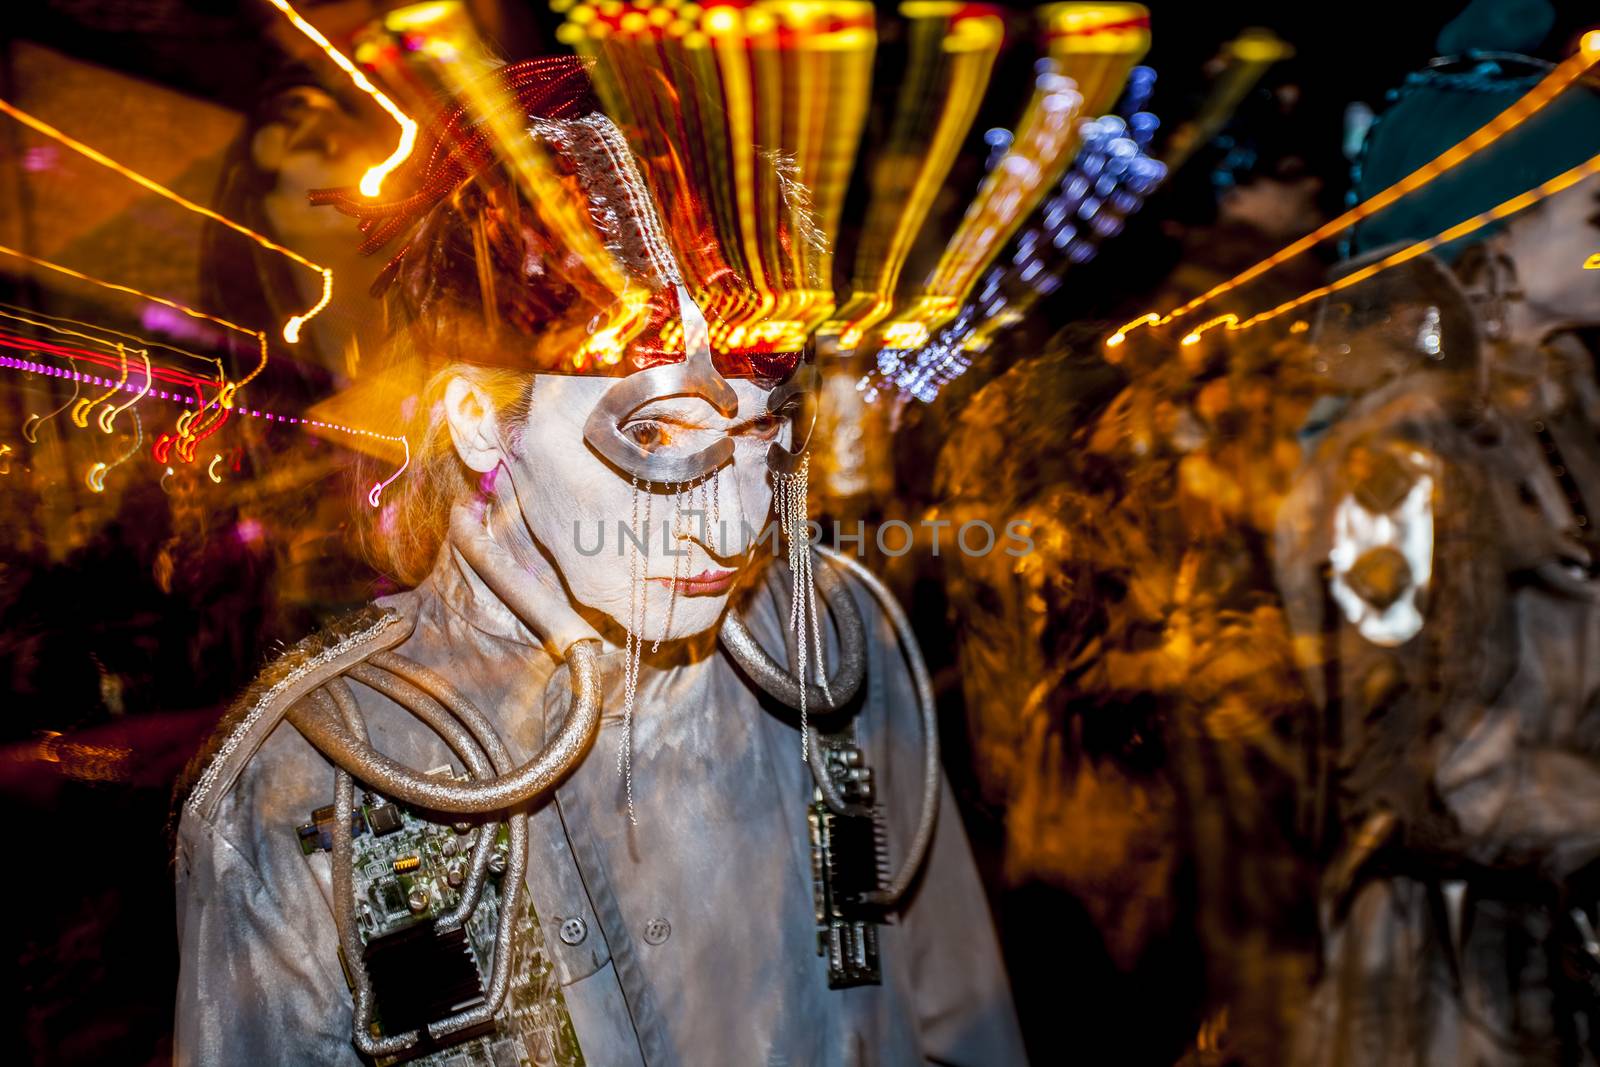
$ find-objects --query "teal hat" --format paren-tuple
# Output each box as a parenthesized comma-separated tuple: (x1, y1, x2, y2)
(1348, 0, 1600, 258)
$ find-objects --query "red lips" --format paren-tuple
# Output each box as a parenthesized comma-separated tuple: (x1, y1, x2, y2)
(651, 568, 737, 596)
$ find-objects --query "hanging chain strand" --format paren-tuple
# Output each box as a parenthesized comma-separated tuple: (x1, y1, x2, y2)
(778, 461, 810, 761)
(619, 476, 650, 825)
(656, 480, 686, 654)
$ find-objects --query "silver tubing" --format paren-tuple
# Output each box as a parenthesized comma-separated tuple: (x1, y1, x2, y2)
(815, 549, 940, 909)
(336, 669, 497, 929)
(719, 550, 867, 712)
(430, 796, 529, 1041)
(318, 676, 532, 1048)
(323, 687, 423, 1058)
(287, 639, 602, 813)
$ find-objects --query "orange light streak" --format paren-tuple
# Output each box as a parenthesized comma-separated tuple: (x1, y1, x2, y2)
(263, 0, 419, 200)
(0, 303, 225, 380)
(1107, 31, 1600, 346)
(0, 244, 262, 429)
(0, 98, 333, 344)
(1179, 313, 1237, 346)
(1202, 150, 1600, 341)
(71, 342, 129, 428)
(22, 352, 81, 444)
(98, 348, 152, 433)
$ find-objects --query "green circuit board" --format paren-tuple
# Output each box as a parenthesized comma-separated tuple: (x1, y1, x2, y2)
(298, 783, 585, 1067)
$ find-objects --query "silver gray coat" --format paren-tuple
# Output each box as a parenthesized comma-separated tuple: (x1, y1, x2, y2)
(173, 549, 1026, 1066)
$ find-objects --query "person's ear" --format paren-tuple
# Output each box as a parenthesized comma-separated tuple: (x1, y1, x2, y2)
(443, 375, 505, 474)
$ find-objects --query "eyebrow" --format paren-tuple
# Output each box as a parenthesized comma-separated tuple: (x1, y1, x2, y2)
(629, 395, 726, 422)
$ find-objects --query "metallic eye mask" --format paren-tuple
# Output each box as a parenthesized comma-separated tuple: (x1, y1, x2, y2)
(582, 286, 817, 483)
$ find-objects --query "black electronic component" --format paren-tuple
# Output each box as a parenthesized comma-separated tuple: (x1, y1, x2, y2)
(809, 740, 888, 989)
(296, 804, 368, 854)
(363, 920, 494, 1063)
(366, 801, 404, 837)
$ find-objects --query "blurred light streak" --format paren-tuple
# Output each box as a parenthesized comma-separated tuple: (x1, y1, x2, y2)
(0, 302, 226, 382)
(1202, 149, 1600, 340)
(0, 99, 333, 344)
(0, 350, 411, 501)
(878, 3, 1149, 343)
(1584, 251, 1600, 269)
(207, 453, 223, 483)
(86, 411, 144, 493)
(1107, 32, 1600, 346)
(825, 2, 1005, 350)
(868, 71, 1166, 401)
(22, 732, 132, 784)
(21, 350, 81, 444)
(564, 0, 876, 343)
(98, 349, 152, 433)
(71, 343, 129, 428)
(1160, 29, 1293, 173)
(263, 0, 418, 199)
(366, 434, 410, 508)
(1179, 313, 1237, 346)
(0, 245, 266, 446)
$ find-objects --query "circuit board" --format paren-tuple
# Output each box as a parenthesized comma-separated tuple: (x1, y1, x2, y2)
(298, 781, 585, 1067)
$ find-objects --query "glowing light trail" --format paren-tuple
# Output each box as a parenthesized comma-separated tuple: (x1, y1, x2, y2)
(0, 349, 411, 504)
(0, 302, 225, 381)
(0, 243, 266, 445)
(98, 349, 153, 433)
(1188, 149, 1600, 342)
(71, 343, 129, 428)
(87, 412, 144, 494)
(263, 0, 419, 199)
(0, 98, 333, 343)
(1107, 29, 1600, 347)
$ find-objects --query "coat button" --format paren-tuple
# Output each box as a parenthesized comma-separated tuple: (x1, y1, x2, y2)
(559, 917, 588, 946)
(643, 918, 671, 945)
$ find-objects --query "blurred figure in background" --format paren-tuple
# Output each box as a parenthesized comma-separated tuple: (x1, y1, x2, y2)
(1277, 1, 1600, 1062)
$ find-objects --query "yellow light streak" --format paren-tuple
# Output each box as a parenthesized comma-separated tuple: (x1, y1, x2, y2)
(1108, 35, 1600, 347)
(263, 0, 418, 199)
(826, 2, 1005, 349)
(1179, 313, 1236, 346)
(1203, 150, 1600, 341)
(22, 352, 81, 444)
(71, 343, 129, 427)
(569, 0, 876, 346)
(98, 348, 152, 433)
(0, 303, 225, 379)
(0, 244, 260, 419)
(880, 3, 1148, 345)
(207, 454, 224, 483)
(0, 98, 333, 344)
(1585, 252, 1600, 269)
(86, 410, 146, 494)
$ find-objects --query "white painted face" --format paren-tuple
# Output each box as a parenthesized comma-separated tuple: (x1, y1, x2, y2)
(502, 374, 788, 643)
(1501, 173, 1600, 331)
